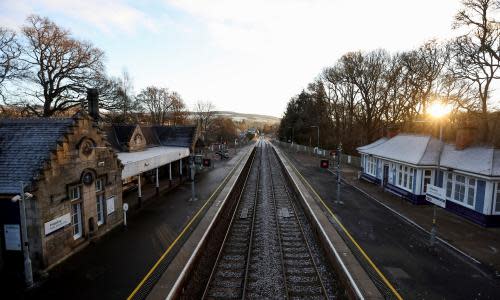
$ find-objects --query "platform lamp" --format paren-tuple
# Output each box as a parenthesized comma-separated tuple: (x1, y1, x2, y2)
(11, 181, 34, 288)
(428, 101, 451, 246)
(310, 125, 319, 153)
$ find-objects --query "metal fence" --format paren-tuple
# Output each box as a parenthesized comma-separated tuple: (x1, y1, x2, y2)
(273, 140, 361, 169)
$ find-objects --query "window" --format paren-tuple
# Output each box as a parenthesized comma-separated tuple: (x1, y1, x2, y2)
(366, 156, 377, 176)
(72, 203, 82, 239)
(495, 183, 500, 213)
(68, 185, 81, 201)
(446, 173, 477, 208)
(446, 173, 453, 198)
(95, 178, 104, 192)
(96, 177, 105, 226)
(467, 178, 475, 206)
(396, 164, 415, 191)
(398, 165, 403, 186)
(96, 194, 105, 225)
(454, 175, 466, 202)
(423, 170, 432, 193)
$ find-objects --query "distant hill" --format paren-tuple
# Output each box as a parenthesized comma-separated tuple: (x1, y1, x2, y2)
(212, 111, 281, 124)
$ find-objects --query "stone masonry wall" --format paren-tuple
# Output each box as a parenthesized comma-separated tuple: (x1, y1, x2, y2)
(27, 115, 123, 271)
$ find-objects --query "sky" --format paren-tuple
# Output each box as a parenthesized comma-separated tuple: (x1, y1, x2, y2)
(0, 0, 462, 117)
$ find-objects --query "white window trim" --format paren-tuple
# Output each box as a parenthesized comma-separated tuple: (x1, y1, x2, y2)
(422, 169, 434, 193)
(96, 194, 105, 226)
(494, 182, 500, 215)
(445, 172, 476, 209)
(95, 178, 104, 192)
(72, 202, 82, 240)
(366, 156, 377, 177)
(68, 185, 81, 201)
(395, 164, 415, 192)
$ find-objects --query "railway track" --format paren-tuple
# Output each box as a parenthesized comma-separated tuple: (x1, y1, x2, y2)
(203, 140, 337, 299)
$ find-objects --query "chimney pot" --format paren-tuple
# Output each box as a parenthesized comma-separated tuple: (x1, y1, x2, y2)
(455, 126, 476, 150)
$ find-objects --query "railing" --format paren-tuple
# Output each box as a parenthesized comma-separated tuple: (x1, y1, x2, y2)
(273, 140, 361, 169)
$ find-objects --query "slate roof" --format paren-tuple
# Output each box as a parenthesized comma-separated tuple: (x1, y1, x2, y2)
(440, 145, 500, 177)
(0, 118, 75, 194)
(358, 134, 500, 177)
(153, 125, 197, 148)
(357, 134, 441, 165)
(104, 124, 196, 152)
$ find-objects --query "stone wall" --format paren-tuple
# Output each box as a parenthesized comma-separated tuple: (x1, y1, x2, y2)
(27, 115, 123, 271)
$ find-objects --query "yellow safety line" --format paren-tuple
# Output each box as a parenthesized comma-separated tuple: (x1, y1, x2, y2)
(286, 156, 403, 300)
(127, 149, 250, 300)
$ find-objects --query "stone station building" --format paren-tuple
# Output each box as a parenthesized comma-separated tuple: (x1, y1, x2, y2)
(0, 112, 123, 279)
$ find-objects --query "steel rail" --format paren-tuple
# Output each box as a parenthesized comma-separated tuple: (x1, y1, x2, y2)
(266, 142, 290, 299)
(201, 141, 260, 299)
(240, 140, 262, 299)
(268, 143, 329, 299)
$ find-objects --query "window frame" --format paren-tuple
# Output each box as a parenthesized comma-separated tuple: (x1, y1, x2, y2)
(68, 185, 81, 201)
(494, 182, 500, 215)
(72, 202, 83, 240)
(395, 164, 415, 192)
(445, 172, 477, 209)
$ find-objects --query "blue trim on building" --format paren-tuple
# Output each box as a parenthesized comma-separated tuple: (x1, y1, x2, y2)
(445, 200, 500, 227)
(360, 173, 381, 185)
(474, 180, 485, 213)
(412, 169, 417, 194)
(375, 159, 379, 179)
(384, 183, 427, 205)
(435, 170, 444, 188)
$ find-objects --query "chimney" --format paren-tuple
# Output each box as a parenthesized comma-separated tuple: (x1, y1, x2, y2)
(455, 126, 476, 150)
(386, 126, 399, 139)
(87, 88, 99, 120)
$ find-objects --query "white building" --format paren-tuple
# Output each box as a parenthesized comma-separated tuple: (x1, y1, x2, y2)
(357, 131, 500, 227)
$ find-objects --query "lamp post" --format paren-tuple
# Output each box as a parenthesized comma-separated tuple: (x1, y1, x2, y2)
(337, 142, 343, 184)
(428, 101, 450, 247)
(11, 181, 34, 288)
(288, 126, 294, 144)
(311, 125, 319, 150)
(189, 156, 198, 201)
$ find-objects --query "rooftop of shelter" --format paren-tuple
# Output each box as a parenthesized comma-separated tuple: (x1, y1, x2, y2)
(357, 133, 500, 177)
(0, 117, 75, 194)
(103, 124, 197, 152)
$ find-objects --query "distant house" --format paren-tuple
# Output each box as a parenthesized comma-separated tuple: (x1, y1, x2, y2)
(357, 129, 500, 227)
(0, 112, 123, 277)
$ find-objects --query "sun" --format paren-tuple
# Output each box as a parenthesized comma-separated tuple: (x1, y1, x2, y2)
(428, 102, 451, 119)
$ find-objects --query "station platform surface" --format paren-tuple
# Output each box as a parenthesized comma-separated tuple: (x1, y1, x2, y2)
(23, 144, 254, 300)
(278, 145, 500, 299)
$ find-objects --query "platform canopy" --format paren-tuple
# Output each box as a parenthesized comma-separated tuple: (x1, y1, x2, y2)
(117, 146, 190, 178)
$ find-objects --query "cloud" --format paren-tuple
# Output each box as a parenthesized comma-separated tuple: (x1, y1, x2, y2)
(0, 0, 159, 35)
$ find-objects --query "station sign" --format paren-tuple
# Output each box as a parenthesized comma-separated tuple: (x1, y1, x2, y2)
(425, 184, 446, 208)
(320, 159, 329, 169)
(44, 213, 71, 236)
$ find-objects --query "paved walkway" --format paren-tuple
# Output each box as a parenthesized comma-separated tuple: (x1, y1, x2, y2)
(22, 145, 253, 300)
(279, 146, 500, 299)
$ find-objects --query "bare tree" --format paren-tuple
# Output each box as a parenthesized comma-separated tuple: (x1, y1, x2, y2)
(194, 101, 216, 141)
(19, 15, 105, 116)
(0, 27, 26, 106)
(450, 0, 500, 141)
(136, 86, 176, 125)
(168, 91, 188, 125)
(99, 70, 140, 123)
